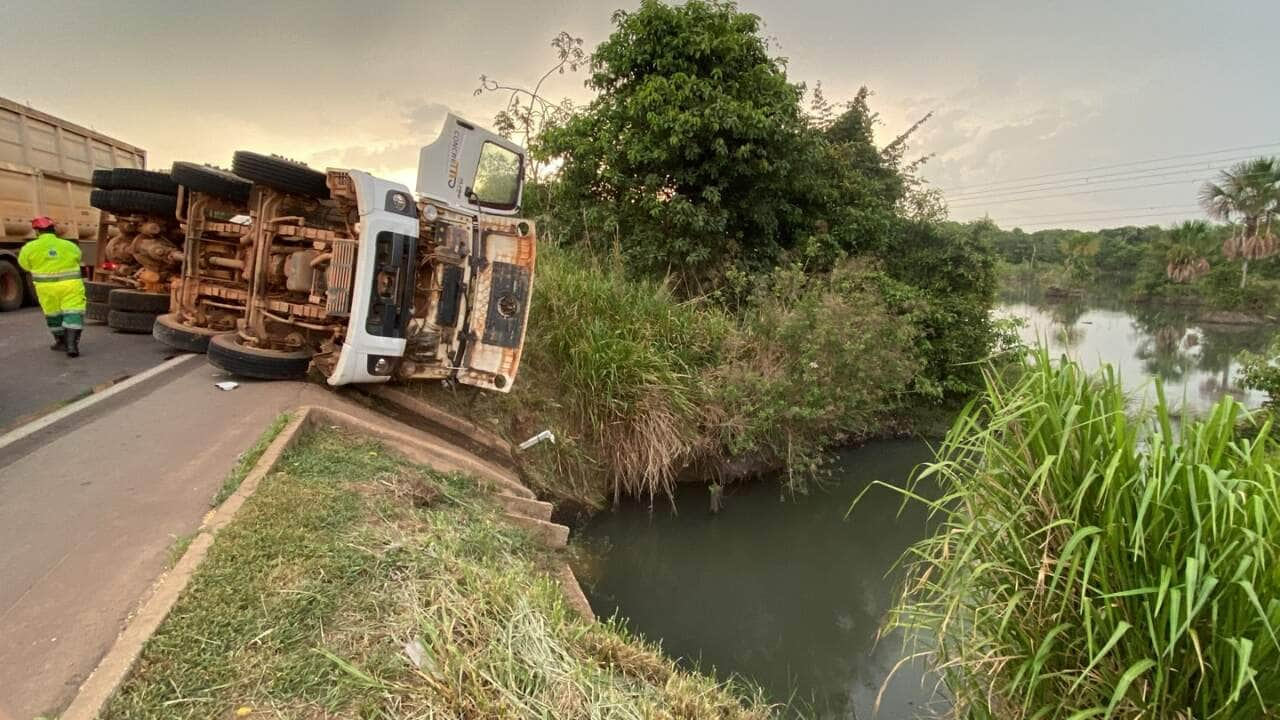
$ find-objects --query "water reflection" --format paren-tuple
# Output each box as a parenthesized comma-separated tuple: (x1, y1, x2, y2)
(998, 296, 1275, 413)
(580, 295, 1277, 720)
(576, 440, 943, 719)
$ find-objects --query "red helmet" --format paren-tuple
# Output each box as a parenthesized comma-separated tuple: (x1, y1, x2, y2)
(31, 216, 56, 230)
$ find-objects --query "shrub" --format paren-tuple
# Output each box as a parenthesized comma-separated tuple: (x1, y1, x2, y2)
(882, 221, 998, 398)
(708, 258, 921, 488)
(880, 351, 1280, 718)
(1239, 336, 1280, 406)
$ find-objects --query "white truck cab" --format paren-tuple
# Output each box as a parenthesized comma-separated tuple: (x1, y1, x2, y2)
(327, 115, 536, 392)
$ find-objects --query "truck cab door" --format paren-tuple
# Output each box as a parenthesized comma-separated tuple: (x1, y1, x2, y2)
(416, 114, 525, 216)
(455, 215, 535, 393)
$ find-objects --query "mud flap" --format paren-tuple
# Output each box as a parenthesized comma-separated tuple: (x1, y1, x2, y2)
(457, 216, 535, 392)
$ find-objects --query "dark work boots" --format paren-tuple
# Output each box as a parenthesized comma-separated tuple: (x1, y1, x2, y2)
(65, 328, 81, 358)
(50, 332, 67, 352)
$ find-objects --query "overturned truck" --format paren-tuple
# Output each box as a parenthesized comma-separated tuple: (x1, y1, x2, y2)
(156, 115, 535, 392)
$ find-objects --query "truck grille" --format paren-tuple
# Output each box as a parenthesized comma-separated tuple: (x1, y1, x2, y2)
(326, 239, 356, 316)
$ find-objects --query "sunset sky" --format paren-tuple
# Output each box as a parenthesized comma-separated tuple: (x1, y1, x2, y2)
(3, 0, 1278, 229)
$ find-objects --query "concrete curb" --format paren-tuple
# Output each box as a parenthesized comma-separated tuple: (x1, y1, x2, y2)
(63, 402, 591, 718)
(60, 408, 311, 720)
(364, 384, 514, 459)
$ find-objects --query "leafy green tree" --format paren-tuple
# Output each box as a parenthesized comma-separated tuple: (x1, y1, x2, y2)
(1060, 232, 1100, 283)
(1200, 157, 1280, 288)
(537, 0, 815, 288)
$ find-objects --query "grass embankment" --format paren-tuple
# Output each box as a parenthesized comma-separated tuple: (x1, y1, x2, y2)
(881, 351, 1280, 718)
(105, 428, 772, 719)
(416, 244, 926, 509)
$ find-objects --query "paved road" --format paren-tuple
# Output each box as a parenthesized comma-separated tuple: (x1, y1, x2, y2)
(0, 358, 322, 720)
(0, 308, 176, 430)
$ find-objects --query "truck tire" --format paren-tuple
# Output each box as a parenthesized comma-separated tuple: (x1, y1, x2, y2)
(108, 309, 158, 334)
(86, 301, 109, 323)
(108, 289, 170, 313)
(232, 152, 329, 199)
(171, 162, 252, 205)
(92, 169, 114, 190)
(0, 259, 23, 312)
(85, 280, 115, 303)
(110, 168, 177, 195)
(89, 189, 118, 213)
(208, 333, 313, 380)
(107, 190, 176, 218)
(153, 313, 227, 353)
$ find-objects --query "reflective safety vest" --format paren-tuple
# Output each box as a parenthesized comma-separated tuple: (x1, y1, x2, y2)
(17, 231, 83, 282)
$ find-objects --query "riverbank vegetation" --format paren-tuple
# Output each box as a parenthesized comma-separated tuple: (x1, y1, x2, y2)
(984, 156, 1280, 317)
(883, 352, 1280, 718)
(422, 0, 1000, 508)
(105, 429, 773, 718)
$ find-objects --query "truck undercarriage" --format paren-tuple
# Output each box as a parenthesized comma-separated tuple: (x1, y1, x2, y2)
(157, 114, 536, 392)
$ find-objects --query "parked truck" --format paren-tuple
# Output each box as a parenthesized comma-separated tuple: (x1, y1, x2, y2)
(160, 114, 536, 392)
(0, 96, 146, 311)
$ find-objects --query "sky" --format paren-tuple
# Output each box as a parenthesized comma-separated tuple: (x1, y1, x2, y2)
(3, 0, 1278, 231)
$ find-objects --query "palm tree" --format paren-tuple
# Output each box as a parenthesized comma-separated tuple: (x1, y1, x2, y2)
(1164, 220, 1213, 283)
(1199, 157, 1280, 288)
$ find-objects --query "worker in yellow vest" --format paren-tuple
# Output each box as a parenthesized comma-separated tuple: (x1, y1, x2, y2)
(18, 217, 86, 357)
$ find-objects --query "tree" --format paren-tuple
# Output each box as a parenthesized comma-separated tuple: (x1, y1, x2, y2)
(536, 0, 891, 289)
(1060, 232, 1100, 283)
(475, 31, 585, 185)
(1164, 219, 1213, 283)
(1199, 157, 1280, 288)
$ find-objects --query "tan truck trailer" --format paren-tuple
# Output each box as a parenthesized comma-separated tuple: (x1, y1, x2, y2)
(0, 96, 146, 311)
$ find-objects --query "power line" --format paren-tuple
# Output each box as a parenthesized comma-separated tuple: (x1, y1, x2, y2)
(989, 203, 1201, 222)
(936, 141, 1280, 193)
(945, 164, 1224, 203)
(948, 177, 1212, 210)
(1009, 209, 1202, 229)
(941, 153, 1265, 201)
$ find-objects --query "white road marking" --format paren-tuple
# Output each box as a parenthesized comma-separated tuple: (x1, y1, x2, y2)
(0, 354, 197, 451)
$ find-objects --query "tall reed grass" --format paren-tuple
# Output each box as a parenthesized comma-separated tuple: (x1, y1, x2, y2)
(884, 351, 1280, 718)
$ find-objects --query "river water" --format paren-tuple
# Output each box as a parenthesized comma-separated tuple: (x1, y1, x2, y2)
(573, 297, 1277, 719)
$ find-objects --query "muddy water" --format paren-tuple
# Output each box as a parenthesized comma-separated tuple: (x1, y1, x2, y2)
(575, 298, 1279, 719)
(574, 439, 943, 718)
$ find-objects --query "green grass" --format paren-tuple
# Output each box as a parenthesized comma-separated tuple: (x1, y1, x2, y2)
(104, 428, 773, 719)
(878, 350, 1280, 718)
(211, 411, 291, 507)
(165, 532, 195, 569)
(420, 244, 927, 508)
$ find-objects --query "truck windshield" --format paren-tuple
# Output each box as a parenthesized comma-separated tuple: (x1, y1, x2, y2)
(472, 142, 521, 209)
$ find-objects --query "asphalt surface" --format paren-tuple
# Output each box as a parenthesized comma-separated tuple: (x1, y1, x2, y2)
(0, 308, 176, 430)
(0, 358, 320, 719)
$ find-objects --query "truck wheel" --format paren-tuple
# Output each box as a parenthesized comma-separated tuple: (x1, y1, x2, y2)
(108, 309, 158, 334)
(85, 280, 115, 303)
(89, 189, 118, 213)
(110, 168, 177, 195)
(92, 169, 114, 190)
(107, 190, 177, 218)
(171, 162, 252, 205)
(86, 301, 109, 323)
(231, 152, 329, 199)
(207, 333, 313, 380)
(0, 260, 23, 312)
(108, 289, 170, 314)
(152, 313, 227, 353)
